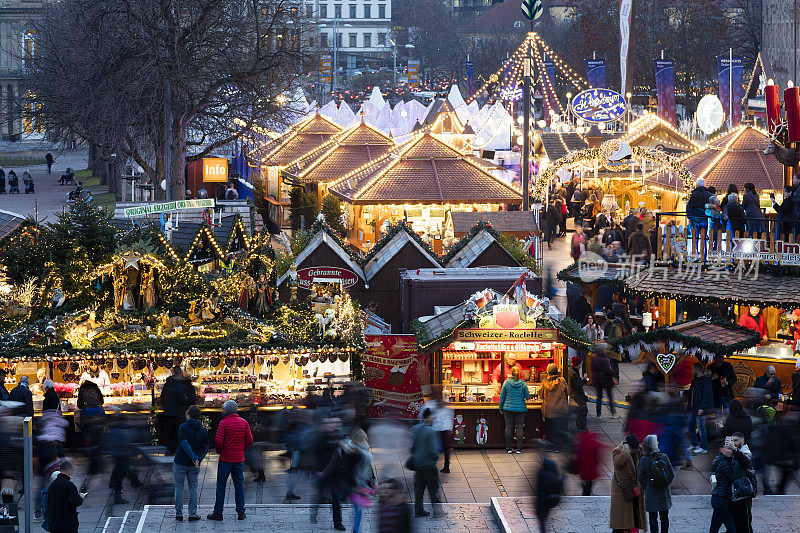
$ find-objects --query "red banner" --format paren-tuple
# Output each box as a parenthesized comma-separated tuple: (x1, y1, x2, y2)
(363, 334, 428, 419)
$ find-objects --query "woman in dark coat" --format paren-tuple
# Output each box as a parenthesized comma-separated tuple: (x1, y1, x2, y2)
(725, 193, 746, 235)
(637, 434, 673, 533)
(42, 379, 61, 412)
(610, 435, 647, 532)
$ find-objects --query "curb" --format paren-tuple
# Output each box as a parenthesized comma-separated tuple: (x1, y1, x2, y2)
(490, 497, 513, 533)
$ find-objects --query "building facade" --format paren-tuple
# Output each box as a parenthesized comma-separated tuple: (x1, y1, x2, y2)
(306, 0, 392, 73)
(0, 0, 45, 140)
(762, 0, 799, 88)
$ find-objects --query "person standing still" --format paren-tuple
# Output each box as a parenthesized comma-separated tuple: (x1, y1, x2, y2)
(609, 435, 646, 533)
(48, 460, 84, 533)
(540, 363, 569, 452)
(207, 400, 253, 521)
(410, 408, 441, 517)
(499, 366, 530, 453)
(637, 434, 674, 533)
(590, 345, 618, 419)
(687, 362, 714, 455)
(45, 153, 53, 174)
(709, 442, 737, 533)
(174, 405, 208, 522)
(567, 356, 589, 430)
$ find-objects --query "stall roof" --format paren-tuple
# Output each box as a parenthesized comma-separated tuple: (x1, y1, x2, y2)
(363, 227, 440, 281)
(450, 211, 537, 237)
(623, 114, 698, 153)
(611, 319, 761, 356)
(261, 111, 343, 167)
(213, 214, 249, 253)
(680, 125, 783, 191)
(400, 266, 533, 281)
(276, 229, 365, 287)
(557, 262, 634, 285)
(285, 119, 395, 183)
(327, 133, 522, 205)
(624, 265, 800, 307)
(0, 210, 28, 241)
(443, 228, 517, 268)
(539, 132, 588, 161)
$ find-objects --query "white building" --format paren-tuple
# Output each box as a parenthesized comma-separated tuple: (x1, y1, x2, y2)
(305, 0, 392, 73)
(762, 0, 798, 88)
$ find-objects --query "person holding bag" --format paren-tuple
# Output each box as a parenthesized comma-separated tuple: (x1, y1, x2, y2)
(729, 433, 756, 533)
(610, 435, 647, 532)
(637, 435, 674, 533)
(709, 441, 737, 533)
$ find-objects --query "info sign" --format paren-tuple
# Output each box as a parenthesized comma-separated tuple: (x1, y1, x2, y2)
(571, 88, 627, 123)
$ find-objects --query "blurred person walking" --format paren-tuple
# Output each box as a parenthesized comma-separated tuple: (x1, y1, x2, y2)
(764, 412, 800, 494)
(9, 375, 33, 417)
(535, 459, 563, 533)
(0, 368, 10, 400)
(207, 400, 253, 521)
(720, 399, 752, 443)
(104, 412, 138, 504)
(173, 405, 208, 522)
(77, 375, 105, 475)
(707, 354, 737, 420)
(422, 386, 454, 473)
(35, 406, 67, 520)
(571, 430, 603, 495)
(409, 408, 441, 517)
(310, 417, 344, 528)
(378, 478, 412, 533)
(540, 363, 568, 452)
(610, 435, 646, 533)
(160, 366, 196, 455)
(637, 434, 674, 533)
(499, 367, 530, 453)
(48, 459, 84, 533)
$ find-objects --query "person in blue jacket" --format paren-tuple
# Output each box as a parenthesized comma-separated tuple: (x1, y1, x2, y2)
(499, 367, 530, 454)
(173, 405, 209, 521)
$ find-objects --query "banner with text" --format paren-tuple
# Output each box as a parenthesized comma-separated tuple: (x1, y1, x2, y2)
(619, 0, 633, 95)
(408, 60, 420, 89)
(655, 59, 676, 126)
(466, 60, 475, 98)
(718, 56, 744, 127)
(586, 58, 606, 89)
(123, 199, 215, 218)
(363, 334, 428, 419)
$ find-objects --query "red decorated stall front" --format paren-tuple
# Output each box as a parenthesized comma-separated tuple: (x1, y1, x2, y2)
(363, 334, 429, 419)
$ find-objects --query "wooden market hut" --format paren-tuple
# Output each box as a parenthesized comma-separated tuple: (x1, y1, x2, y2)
(441, 223, 521, 268)
(213, 214, 250, 256)
(448, 210, 537, 239)
(327, 133, 522, 249)
(170, 222, 225, 271)
(0, 209, 26, 244)
(253, 110, 343, 227)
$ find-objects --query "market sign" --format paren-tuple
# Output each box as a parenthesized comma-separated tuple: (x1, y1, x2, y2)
(202, 157, 229, 183)
(296, 266, 359, 290)
(571, 88, 626, 123)
(456, 328, 557, 341)
(709, 238, 800, 265)
(475, 341, 548, 352)
(123, 198, 215, 218)
(363, 334, 427, 419)
(500, 86, 523, 102)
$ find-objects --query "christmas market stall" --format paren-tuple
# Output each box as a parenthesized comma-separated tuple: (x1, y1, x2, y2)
(624, 262, 800, 395)
(412, 281, 589, 448)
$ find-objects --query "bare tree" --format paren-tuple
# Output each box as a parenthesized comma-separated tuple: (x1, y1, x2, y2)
(726, 0, 762, 72)
(29, 0, 312, 201)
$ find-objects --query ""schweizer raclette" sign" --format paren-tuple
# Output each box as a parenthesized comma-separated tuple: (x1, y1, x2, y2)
(296, 266, 359, 289)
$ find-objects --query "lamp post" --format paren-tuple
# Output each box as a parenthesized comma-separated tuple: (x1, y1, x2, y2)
(389, 40, 414, 87)
(319, 18, 351, 92)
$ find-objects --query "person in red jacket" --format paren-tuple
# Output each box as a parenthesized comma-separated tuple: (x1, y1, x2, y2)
(207, 400, 253, 521)
(739, 306, 769, 344)
(571, 430, 604, 495)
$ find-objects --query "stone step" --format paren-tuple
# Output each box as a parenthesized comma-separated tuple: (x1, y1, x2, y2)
(101, 516, 124, 533)
(119, 510, 143, 533)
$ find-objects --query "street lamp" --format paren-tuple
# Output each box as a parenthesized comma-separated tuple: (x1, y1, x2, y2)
(389, 39, 414, 87)
(319, 19, 351, 91)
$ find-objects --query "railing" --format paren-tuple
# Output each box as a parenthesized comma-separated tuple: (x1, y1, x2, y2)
(655, 211, 800, 264)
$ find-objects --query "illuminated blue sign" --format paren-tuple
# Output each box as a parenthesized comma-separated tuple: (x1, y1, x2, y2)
(571, 88, 626, 123)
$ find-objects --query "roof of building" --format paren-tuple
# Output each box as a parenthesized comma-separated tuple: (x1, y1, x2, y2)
(213, 214, 249, 252)
(450, 210, 537, 235)
(276, 229, 365, 287)
(539, 132, 589, 161)
(262, 111, 342, 167)
(624, 265, 800, 307)
(285, 120, 395, 183)
(0, 209, 25, 241)
(444, 228, 517, 268)
(363, 228, 440, 281)
(744, 53, 775, 103)
(680, 125, 783, 191)
(327, 134, 522, 205)
(623, 114, 698, 153)
(473, 0, 534, 31)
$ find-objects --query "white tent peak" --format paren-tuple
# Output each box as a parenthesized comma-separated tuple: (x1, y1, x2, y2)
(447, 84, 465, 108)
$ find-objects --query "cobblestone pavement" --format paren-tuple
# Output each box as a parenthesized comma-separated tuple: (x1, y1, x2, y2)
(493, 495, 800, 533)
(135, 503, 495, 533)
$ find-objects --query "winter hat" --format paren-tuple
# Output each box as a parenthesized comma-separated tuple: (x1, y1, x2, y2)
(625, 434, 640, 449)
(546, 363, 559, 375)
(570, 356, 582, 367)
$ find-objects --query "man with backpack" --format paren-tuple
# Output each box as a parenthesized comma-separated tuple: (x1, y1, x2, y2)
(637, 434, 674, 533)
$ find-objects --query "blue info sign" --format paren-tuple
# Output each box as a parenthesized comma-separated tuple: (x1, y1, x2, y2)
(571, 88, 626, 123)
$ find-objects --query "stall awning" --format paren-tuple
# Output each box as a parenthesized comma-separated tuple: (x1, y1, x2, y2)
(610, 318, 761, 356)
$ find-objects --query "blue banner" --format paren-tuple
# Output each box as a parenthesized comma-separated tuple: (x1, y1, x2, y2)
(586, 59, 606, 89)
(718, 56, 743, 127)
(654, 59, 676, 126)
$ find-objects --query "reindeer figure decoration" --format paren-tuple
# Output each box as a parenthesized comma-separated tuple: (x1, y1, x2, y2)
(764, 122, 800, 169)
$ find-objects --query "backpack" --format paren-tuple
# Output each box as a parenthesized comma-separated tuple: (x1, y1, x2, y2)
(649, 453, 673, 489)
(41, 485, 51, 531)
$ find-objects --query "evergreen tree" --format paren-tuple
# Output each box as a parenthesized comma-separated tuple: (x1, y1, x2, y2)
(320, 195, 347, 237)
(48, 197, 116, 266)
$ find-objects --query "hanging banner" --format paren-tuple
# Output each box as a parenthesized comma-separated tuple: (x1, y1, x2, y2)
(124, 199, 215, 218)
(586, 58, 606, 89)
(466, 60, 475, 98)
(363, 334, 428, 419)
(654, 59, 676, 126)
(619, 0, 633, 96)
(718, 56, 744, 127)
(408, 60, 420, 89)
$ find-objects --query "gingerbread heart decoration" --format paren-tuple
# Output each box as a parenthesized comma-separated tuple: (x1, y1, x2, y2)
(656, 353, 676, 375)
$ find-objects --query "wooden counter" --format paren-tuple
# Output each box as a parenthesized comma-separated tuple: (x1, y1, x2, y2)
(449, 403, 543, 448)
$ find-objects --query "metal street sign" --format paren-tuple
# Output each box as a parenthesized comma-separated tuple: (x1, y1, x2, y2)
(123, 198, 215, 217)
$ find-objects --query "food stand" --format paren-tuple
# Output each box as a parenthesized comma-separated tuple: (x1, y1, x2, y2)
(413, 286, 582, 448)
